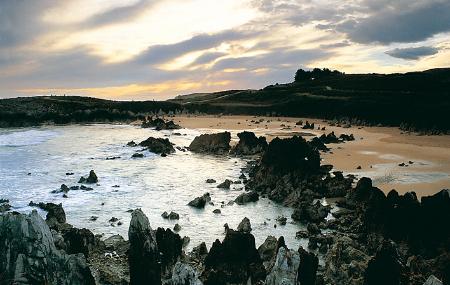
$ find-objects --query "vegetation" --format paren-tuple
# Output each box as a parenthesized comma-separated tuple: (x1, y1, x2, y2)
(1, 68, 449, 133)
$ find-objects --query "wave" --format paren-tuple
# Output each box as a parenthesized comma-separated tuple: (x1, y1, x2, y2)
(0, 129, 59, 147)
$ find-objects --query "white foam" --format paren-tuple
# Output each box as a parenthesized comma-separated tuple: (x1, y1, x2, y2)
(0, 129, 59, 147)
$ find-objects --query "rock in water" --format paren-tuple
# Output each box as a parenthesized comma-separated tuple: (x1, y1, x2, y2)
(171, 261, 203, 285)
(217, 179, 232, 189)
(188, 132, 231, 154)
(0, 210, 95, 284)
(78, 170, 98, 184)
(188, 193, 211, 209)
(138, 137, 175, 154)
(202, 229, 266, 284)
(265, 246, 301, 285)
(231, 131, 267, 155)
(237, 217, 252, 233)
(235, 191, 259, 205)
(128, 209, 161, 285)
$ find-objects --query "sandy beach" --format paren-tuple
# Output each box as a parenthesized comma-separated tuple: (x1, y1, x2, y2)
(172, 115, 450, 198)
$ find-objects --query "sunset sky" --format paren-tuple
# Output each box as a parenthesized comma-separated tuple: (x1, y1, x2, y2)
(1, 0, 449, 100)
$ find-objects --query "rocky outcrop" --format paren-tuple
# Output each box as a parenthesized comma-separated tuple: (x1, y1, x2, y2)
(217, 179, 232, 189)
(291, 200, 331, 224)
(141, 116, 181, 130)
(324, 236, 370, 285)
(155, 227, 183, 273)
(202, 229, 266, 285)
(265, 246, 300, 285)
(188, 132, 231, 155)
(258, 236, 278, 264)
(78, 170, 98, 184)
(128, 209, 161, 285)
(297, 247, 318, 285)
(29, 201, 67, 228)
(188, 193, 211, 209)
(63, 227, 97, 257)
(138, 137, 175, 154)
(0, 199, 11, 212)
(0, 210, 95, 284)
(231, 131, 267, 155)
(234, 191, 259, 205)
(364, 240, 403, 285)
(171, 261, 203, 285)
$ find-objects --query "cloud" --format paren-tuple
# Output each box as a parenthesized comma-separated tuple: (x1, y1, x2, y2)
(385, 46, 439, 60)
(344, 1, 450, 44)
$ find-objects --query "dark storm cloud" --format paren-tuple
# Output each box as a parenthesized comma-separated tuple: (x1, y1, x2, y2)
(345, 1, 450, 44)
(385, 46, 439, 60)
(0, 1, 53, 48)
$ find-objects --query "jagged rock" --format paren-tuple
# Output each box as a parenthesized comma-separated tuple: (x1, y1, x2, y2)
(138, 137, 175, 154)
(0, 211, 95, 284)
(265, 246, 300, 285)
(191, 242, 208, 261)
(217, 179, 232, 189)
(155, 227, 182, 273)
(29, 201, 66, 228)
(171, 261, 203, 285)
(128, 209, 161, 285)
(182, 236, 190, 247)
(127, 140, 137, 147)
(324, 236, 370, 285)
(258, 236, 278, 263)
(202, 229, 266, 285)
(206, 178, 216, 183)
(188, 132, 231, 155)
(309, 137, 329, 152)
(297, 247, 318, 285)
(237, 217, 252, 233)
(141, 116, 181, 130)
(78, 170, 98, 184)
(276, 216, 287, 225)
(364, 240, 402, 285)
(188, 193, 211, 209)
(63, 227, 97, 257)
(60, 184, 70, 193)
(291, 200, 330, 223)
(231, 131, 268, 155)
(169, 211, 180, 220)
(423, 275, 443, 285)
(234, 191, 259, 205)
(339, 133, 355, 141)
(174, 224, 181, 232)
(0, 200, 11, 212)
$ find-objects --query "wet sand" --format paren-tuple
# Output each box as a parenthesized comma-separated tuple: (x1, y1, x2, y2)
(171, 115, 450, 199)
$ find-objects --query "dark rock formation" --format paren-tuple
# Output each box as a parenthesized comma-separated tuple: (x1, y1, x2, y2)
(188, 193, 211, 208)
(234, 191, 259, 205)
(128, 209, 161, 285)
(202, 229, 266, 285)
(155, 227, 183, 273)
(138, 137, 175, 154)
(62, 227, 97, 257)
(231, 131, 267, 155)
(217, 179, 232, 189)
(29, 201, 66, 228)
(364, 240, 403, 285)
(237, 217, 252, 233)
(132, 152, 144, 158)
(206, 178, 216, 183)
(0, 211, 95, 284)
(258, 236, 278, 263)
(297, 246, 318, 285)
(188, 132, 231, 154)
(141, 116, 181, 130)
(291, 200, 331, 224)
(78, 170, 98, 184)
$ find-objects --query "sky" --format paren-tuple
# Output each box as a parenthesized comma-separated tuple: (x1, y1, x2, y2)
(0, 0, 449, 100)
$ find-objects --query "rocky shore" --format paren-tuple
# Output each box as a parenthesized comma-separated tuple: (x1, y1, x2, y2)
(1, 130, 448, 285)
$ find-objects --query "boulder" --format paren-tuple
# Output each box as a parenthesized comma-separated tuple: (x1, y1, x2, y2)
(29, 201, 66, 227)
(138, 137, 175, 154)
(0, 211, 95, 284)
(258, 236, 278, 263)
(231, 131, 268, 155)
(206, 178, 216, 183)
(202, 229, 266, 284)
(141, 116, 181, 130)
(78, 170, 98, 184)
(128, 209, 161, 285)
(291, 200, 330, 223)
(188, 132, 231, 155)
(265, 246, 300, 285)
(237, 217, 252, 233)
(235, 191, 259, 205)
(217, 179, 232, 189)
(188, 193, 211, 209)
(132, 152, 144, 158)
